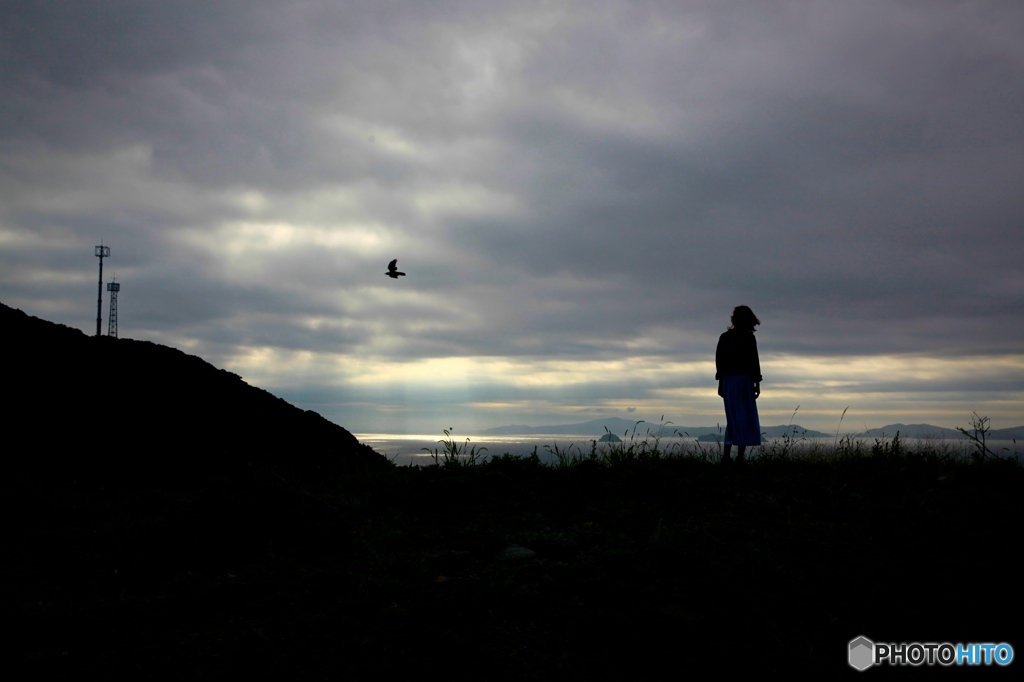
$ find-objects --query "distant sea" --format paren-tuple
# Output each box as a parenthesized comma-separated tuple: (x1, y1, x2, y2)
(355, 433, 1022, 467)
(356, 433, 610, 466)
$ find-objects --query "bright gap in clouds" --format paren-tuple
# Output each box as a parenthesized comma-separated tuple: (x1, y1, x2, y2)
(234, 349, 1024, 435)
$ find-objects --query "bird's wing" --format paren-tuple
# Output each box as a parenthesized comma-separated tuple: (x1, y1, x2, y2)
(388, 259, 398, 271)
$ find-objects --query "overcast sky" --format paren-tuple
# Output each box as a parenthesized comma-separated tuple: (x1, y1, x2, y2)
(2, 0, 1022, 435)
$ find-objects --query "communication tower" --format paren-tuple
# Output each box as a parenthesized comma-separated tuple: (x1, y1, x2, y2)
(107, 278, 121, 338)
(95, 244, 110, 336)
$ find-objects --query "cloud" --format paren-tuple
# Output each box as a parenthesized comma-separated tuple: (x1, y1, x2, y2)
(2, 0, 1022, 432)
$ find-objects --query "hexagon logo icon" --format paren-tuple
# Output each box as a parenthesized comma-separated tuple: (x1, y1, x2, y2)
(849, 636, 875, 671)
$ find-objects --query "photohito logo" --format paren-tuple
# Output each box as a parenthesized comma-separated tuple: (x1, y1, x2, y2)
(849, 636, 1014, 670)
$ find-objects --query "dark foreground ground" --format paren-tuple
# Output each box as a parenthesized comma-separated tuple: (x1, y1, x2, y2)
(6, 449, 1021, 679)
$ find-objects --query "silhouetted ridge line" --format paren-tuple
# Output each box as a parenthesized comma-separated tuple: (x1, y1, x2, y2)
(2, 301, 385, 479)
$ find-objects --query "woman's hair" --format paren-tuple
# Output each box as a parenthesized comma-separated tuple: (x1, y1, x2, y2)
(729, 305, 761, 331)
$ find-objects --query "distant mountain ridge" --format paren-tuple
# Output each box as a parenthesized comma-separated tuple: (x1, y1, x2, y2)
(2, 301, 385, 479)
(853, 423, 1024, 440)
(483, 417, 830, 439)
(485, 418, 1024, 440)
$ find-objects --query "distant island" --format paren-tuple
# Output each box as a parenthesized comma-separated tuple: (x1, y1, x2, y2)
(484, 417, 1024, 441)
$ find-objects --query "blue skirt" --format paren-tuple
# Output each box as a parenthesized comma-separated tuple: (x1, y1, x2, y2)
(721, 375, 761, 446)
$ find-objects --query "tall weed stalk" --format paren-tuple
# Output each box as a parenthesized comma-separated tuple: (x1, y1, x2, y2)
(422, 428, 488, 467)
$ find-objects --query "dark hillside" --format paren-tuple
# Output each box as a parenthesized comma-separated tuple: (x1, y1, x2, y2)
(1, 302, 384, 479)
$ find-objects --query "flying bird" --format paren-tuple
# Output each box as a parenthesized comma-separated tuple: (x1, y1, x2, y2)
(385, 259, 406, 279)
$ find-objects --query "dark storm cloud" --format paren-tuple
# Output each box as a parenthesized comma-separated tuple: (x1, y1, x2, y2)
(2, 0, 1022, 430)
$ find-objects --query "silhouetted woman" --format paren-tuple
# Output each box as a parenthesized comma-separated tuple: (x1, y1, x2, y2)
(716, 305, 762, 463)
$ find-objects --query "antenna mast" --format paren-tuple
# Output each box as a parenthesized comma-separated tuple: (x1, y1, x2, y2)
(95, 244, 110, 337)
(107, 277, 121, 338)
